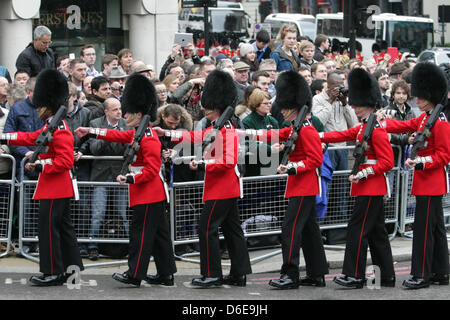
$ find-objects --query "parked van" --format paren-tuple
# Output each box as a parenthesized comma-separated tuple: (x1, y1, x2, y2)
(264, 13, 316, 41)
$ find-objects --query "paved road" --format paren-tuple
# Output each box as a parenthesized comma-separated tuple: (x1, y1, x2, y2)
(1, 262, 449, 301)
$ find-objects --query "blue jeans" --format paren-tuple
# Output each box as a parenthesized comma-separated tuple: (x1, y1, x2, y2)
(88, 182, 129, 250)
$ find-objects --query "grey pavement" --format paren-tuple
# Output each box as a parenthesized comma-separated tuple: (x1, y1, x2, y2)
(0, 236, 419, 276)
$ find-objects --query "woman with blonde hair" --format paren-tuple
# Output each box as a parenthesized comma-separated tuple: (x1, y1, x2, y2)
(162, 74, 180, 103)
(270, 24, 302, 72)
(242, 88, 279, 176)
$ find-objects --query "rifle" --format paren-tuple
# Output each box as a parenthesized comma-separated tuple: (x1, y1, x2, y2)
(29, 105, 68, 164)
(280, 106, 308, 166)
(409, 103, 444, 160)
(351, 112, 377, 175)
(202, 106, 235, 153)
(120, 114, 151, 175)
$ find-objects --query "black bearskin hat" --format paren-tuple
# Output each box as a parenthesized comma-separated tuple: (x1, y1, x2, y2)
(348, 68, 382, 108)
(411, 63, 448, 106)
(201, 70, 237, 112)
(274, 70, 311, 111)
(121, 73, 157, 121)
(32, 69, 68, 114)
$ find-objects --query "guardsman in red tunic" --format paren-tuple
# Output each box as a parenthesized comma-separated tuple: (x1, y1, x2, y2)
(155, 70, 252, 288)
(76, 74, 176, 287)
(1, 69, 83, 286)
(381, 63, 450, 289)
(321, 69, 396, 289)
(246, 71, 328, 289)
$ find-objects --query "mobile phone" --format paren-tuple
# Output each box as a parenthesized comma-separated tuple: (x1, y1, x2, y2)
(69, 53, 75, 60)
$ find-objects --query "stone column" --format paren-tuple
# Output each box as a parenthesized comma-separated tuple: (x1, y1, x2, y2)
(0, 0, 40, 75)
(122, 0, 178, 73)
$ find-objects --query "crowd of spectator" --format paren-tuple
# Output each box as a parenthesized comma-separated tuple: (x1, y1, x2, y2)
(1, 23, 449, 256)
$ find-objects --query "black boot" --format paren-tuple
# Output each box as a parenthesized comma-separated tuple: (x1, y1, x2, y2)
(299, 275, 326, 287)
(268, 274, 299, 290)
(333, 275, 365, 289)
(223, 274, 246, 287)
(402, 276, 430, 289)
(29, 274, 65, 287)
(191, 276, 223, 288)
(430, 274, 449, 285)
(144, 274, 174, 286)
(112, 272, 141, 287)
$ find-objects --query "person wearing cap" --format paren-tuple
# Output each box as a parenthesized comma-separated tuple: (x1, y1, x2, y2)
(239, 43, 258, 73)
(246, 71, 328, 289)
(389, 62, 408, 82)
(75, 73, 177, 287)
(130, 60, 153, 81)
(108, 66, 128, 100)
(381, 63, 450, 289)
(234, 61, 250, 88)
(320, 68, 396, 289)
(154, 70, 252, 288)
(1, 69, 83, 286)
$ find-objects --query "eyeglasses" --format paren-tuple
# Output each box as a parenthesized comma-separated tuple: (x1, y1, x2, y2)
(157, 90, 168, 94)
(40, 40, 52, 46)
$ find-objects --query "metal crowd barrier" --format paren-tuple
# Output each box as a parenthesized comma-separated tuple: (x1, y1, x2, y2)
(0, 155, 15, 258)
(171, 145, 402, 263)
(17, 147, 404, 267)
(18, 156, 132, 267)
(398, 169, 450, 237)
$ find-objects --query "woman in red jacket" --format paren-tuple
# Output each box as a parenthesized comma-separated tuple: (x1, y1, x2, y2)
(380, 63, 450, 289)
(155, 70, 252, 288)
(76, 74, 176, 287)
(1, 69, 83, 286)
(320, 69, 395, 289)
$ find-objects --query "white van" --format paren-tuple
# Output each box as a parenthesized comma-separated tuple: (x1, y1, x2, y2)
(264, 13, 316, 41)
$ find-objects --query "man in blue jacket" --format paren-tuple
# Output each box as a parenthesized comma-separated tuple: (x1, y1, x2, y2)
(4, 77, 44, 180)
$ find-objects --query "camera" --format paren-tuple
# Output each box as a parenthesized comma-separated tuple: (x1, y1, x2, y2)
(337, 84, 348, 96)
(383, 109, 397, 116)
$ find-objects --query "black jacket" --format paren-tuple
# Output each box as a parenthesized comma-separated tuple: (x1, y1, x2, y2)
(88, 116, 130, 181)
(65, 102, 92, 152)
(84, 96, 105, 122)
(15, 43, 55, 77)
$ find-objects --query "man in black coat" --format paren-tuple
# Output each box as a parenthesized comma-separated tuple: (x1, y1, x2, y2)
(86, 97, 130, 260)
(15, 26, 55, 77)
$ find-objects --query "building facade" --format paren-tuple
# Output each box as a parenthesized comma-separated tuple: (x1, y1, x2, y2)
(0, 0, 178, 75)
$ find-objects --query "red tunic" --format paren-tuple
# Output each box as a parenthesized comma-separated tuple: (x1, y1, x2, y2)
(321, 121, 394, 196)
(8, 120, 75, 200)
(253, 121, 323, 198)
(382, 112, 450, 195)
(94, 126, 167, 207)
(169, 122, 241, 202)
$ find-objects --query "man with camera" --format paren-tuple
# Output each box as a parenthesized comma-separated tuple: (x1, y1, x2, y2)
(312, 71, 359, 216)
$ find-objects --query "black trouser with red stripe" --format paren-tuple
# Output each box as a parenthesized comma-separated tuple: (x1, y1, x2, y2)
(342, 196, 394, 280)
(38, 198, 83, 275)
(127, 201, 177, 280)
(280, 196, 328, 279)
(411, 195, 449, 280)
(199, 198, 252, 278)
